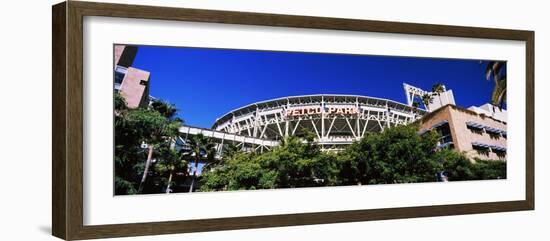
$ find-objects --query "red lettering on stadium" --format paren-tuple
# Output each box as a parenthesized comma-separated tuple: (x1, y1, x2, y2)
(284, 107, 358, 117)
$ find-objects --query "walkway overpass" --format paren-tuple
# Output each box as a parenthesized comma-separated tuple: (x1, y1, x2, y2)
(177, 125, 280, 154)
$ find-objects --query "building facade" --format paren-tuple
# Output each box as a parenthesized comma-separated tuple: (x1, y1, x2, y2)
(417, 104, 507, 161)
(114, 45, 151, 108)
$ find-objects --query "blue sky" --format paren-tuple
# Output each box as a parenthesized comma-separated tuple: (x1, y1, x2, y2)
(131, 45, 500, 128)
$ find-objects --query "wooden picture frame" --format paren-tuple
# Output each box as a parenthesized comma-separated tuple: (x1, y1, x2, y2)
(52, 1, 534, 240)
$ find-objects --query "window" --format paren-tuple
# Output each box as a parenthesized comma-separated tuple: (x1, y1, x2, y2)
(433, 121, 454, 149)
(114, 65, 128, 86)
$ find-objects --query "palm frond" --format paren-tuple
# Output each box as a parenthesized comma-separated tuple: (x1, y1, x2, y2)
(491, 76, 507, 108)
(485, 61, 504, 82)
(431, 83, 445, 94)
(484, 61, 495, 80)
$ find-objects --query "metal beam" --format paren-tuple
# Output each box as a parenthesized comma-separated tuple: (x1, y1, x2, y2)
(311, 119, 321, 140)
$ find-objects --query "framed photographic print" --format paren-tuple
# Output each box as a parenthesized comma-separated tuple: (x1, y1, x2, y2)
(52, 1, 534, 240)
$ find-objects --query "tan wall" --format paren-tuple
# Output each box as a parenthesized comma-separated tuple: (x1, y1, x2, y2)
(418, 107, 459, 150)
(119, 67, 150, 108)
(448, 107, 506, 161)
(418, 105, 507, 161)
(114, 45, 125, 67)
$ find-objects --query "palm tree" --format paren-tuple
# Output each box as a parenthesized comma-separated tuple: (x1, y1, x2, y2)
(421, 94, 433, 111)
(221, 143, 242, 159)
(156, 147, 189, 193)
(431, 83, 445, 107)
(202, 145, 223, 172)
(484, 61, 507, 109)
(134, 111, 181, 194)
(187, 134, 216, 192)
(151, 99, 179, 121)
(134, 100, 182, 194)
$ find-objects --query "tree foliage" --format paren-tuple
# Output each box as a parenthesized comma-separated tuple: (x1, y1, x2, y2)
(114, 93, 183, 195)
(200, 125, 506, 192)
(154, 143, 189, 193)
(187, 133, 218, 192)
(200, 134, 339, 191)
(337, 125, 441, 185)
(435, 148, 506, 181)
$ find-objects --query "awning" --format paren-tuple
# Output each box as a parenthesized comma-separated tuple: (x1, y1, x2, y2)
(490, 145, 507, 152)
(466, 121, 506, 135)
(485, 126, 503, 134)
(472, 142, 507, 152)
(466, 121, 484, 129)
(472, 142, 491, 149)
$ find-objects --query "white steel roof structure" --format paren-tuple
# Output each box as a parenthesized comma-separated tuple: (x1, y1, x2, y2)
(212, 94, 425, 150)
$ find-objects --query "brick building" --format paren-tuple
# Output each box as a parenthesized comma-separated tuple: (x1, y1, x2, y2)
(417, 104, 507, 161)
(114, 45, 151, 108)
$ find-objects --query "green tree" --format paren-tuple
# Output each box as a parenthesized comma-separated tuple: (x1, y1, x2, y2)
(221, 143, 242, 159)
(434, 149, 506, 181)
(472, 159, 506, 180)
(113, 93, 182, 194)
(339, 125, 442, 184)
(200, 133, 339, 191)
(198, 120, 506, 193)
(187, 134, 217, 192)
(150, 99, 183, 122)
(435, 149, 475, 181)
(114, 93, 145, 195)
(259, 136, 338, 188)
(155, 145, 189, 193)
(200, 152, 277, 191)
(124, 109, 181, 193)
(114, 92, 128, 114)
(421, 93, 433, 111)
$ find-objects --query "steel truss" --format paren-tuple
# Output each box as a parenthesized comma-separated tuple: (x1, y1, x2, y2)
(213, 95, 425, 149)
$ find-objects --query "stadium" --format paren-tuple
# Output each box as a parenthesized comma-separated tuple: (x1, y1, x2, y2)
(177, 93, 425, 153)
(213, 94, 425, 151)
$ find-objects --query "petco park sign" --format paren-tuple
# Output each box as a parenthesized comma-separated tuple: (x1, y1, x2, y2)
(284, 106, 359, 117)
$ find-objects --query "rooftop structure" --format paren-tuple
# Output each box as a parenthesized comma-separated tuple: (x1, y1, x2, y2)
(403, 83, 456, 112)
(467, 103, 507, 123)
